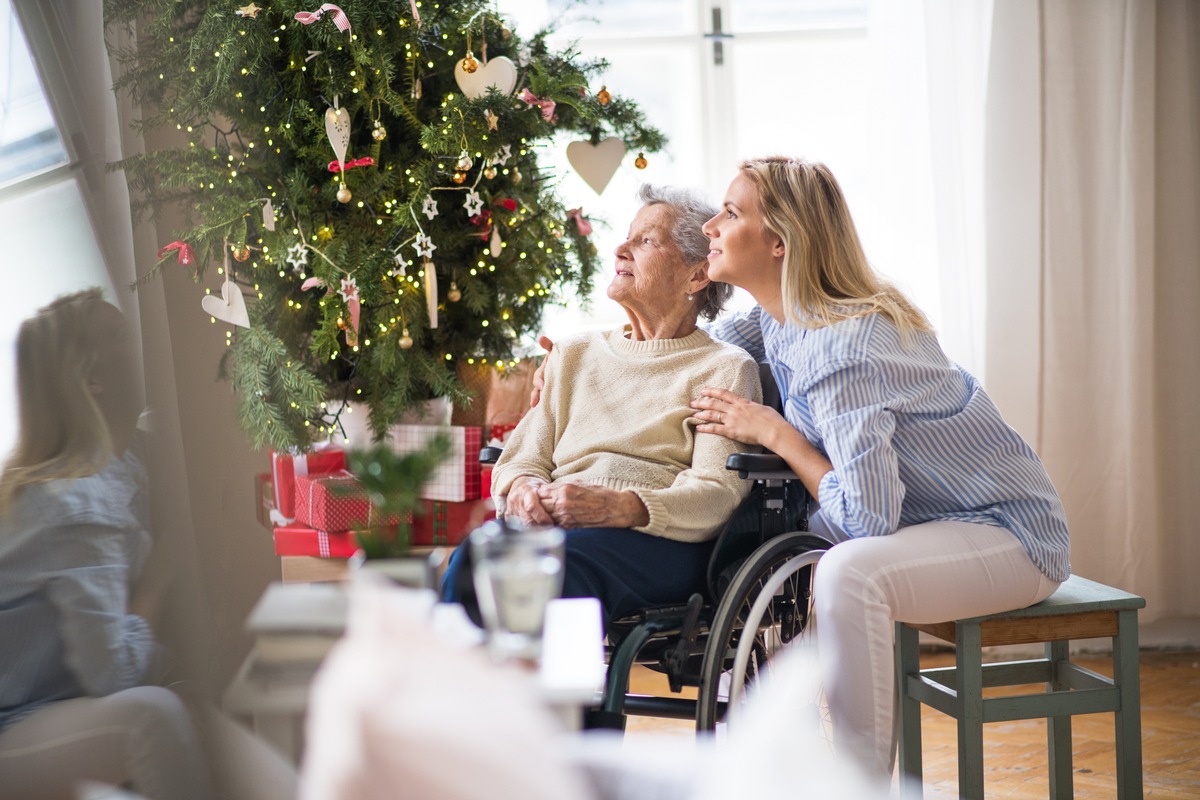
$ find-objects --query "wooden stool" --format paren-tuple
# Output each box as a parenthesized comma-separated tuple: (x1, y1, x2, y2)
(895, 575, 1145, 799)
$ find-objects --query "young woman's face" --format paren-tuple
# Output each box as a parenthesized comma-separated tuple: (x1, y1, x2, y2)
(702, 172, 782, 290)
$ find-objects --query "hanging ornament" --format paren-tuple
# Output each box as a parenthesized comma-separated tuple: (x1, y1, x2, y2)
(285, 242, 309, 273)
(596, 85, 611, 105)
(448, 282, 461, 302)
(325, 104, 352, 204)
(412, 78, 423, 100)
(566, 137, 627, 194)
(456, 151, 474, 171)
(551, 228, 564, 239)
(236, 3, 262, 18)
(391, 247, 409, 276)
(635, 152, 649, 169)
(423, 260, 439, 328)
(421, 195, 439, 220)
(371, 119, 388, 141)
(399, 328, 413, 349)
(460, 52, 479, 74)
(494, 144, 513, 165)
(511, 167, 523, 184)
(413, 233, 436, 259)
(336, 315, 348, 331)
(202, 280, 251, 329)
(484, 110, 499, 131)
(317, 225, 334, 242)
(261, 198, 276, 231)
(231, 244, 251, 262)
(454, 55, 517, 100)
(483, 165, 497, 180)
(463, 189, 484, 217)
(452, 171, 467, 185)
(489, 226, 502, 258)
(337, 185, 352, 203)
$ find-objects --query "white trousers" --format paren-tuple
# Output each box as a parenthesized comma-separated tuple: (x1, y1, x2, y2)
(0, 685, 213, 800)
(811, 516, 1060, 778)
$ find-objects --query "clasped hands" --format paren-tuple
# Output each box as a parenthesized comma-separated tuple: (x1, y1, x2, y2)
(504, 477, 650, 530)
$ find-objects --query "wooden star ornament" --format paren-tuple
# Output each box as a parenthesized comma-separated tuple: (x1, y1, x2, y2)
(236, 3, 262, 19)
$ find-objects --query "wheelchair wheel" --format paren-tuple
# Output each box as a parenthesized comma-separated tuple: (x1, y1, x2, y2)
(694, 531, 828, 731)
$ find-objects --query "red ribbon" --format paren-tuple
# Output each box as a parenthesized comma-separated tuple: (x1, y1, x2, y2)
(567, 208, 593, 237)
(494, 197, 518, 213)
(469, 210, 492, 240)
(327, 156, 376, 173)
(294, 3, 351, 33)
(518, 88, 556, 122)
(158, 240, 196, 266)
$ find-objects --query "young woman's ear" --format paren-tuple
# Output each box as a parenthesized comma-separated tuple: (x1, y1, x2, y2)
(772, 237, 786, 258)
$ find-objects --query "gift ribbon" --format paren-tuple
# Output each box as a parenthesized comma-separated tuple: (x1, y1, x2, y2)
(518, 88, 556, 122)
(158, 240, 196, 267)
(294, 3, 351, 32)
(408, 0, 421, 27)
(327, 156, 376, 173)
(567, 208, 593, 236)
(494, 197, 518, 213)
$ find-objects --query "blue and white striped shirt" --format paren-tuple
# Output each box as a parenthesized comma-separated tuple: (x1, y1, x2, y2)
(0, 449, 157, 732)
(709, 306, 1070, 581)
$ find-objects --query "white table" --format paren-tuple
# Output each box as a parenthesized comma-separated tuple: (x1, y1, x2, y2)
(223, 583, 605, 762)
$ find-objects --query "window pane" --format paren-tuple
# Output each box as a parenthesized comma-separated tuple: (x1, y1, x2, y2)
(0, 0, 67, 185)
(544, 0, 698, 37)
(730, 0, 869, 32)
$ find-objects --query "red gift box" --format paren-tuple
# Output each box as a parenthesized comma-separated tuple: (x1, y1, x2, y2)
(389, 425, 482, 502)
(294, 471, 399, 532)
(273, 524, 360, 559)
(412, 498, 495, 546)
(271, 447, 346, 521)
(481, 466, 493, 500)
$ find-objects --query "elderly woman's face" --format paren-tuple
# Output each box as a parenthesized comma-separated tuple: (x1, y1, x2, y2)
(607, 204, 691, 314)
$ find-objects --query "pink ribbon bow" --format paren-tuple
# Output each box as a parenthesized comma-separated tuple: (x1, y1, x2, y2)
(327, 156, 376, 173)
(518, 88, 556, 122)
(567, 208, 593, 237)
(294, 4, 351, 33)
(158, 240, 197, 268)
(301, 275, 361, 347)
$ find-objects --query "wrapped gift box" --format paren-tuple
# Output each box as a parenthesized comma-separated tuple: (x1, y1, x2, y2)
(255, 472, 275, 530)
(412, 498, 495, 546)
(390, 425, 482, 502)
(271, 446, 346, 521)
(273, 524, 360, 559)
(294, 470, 400, 532)
(481, 466, 493, 501)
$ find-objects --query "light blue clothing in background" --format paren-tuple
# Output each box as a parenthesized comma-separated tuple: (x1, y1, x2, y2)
(0, 449, 158, 732)
(709, 305, 1070, 582)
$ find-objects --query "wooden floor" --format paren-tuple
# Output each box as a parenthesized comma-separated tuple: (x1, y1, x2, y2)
(624, 650, 1200, 798)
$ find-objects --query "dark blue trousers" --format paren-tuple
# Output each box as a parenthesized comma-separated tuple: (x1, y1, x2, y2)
(440, 527, 715, 630)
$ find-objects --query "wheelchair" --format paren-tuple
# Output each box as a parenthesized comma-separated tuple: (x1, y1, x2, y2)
(480, 367, 833, 732)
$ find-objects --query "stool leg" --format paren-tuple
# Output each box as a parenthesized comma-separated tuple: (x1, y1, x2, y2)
(1114, 609, 1144, 800)
(895, 622, 924, 796)
(1046, 639, 1073, 799)
(957, 622, 985, 800)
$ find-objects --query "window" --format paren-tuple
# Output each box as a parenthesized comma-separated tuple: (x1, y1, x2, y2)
(496, 0, 942, 341)
(0, 0, 114, 457)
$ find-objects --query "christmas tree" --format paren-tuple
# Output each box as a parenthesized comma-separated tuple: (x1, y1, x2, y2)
(105, 0, 664, 451)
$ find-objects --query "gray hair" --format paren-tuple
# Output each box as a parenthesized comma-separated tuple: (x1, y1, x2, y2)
(636, 184, 733, 322)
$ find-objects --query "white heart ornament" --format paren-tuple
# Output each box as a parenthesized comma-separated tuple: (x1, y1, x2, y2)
(324, 107, 351, 167)
(566, 137, 627, 195)
(202, 280, 251, 329)
(454, 55, 517, 100)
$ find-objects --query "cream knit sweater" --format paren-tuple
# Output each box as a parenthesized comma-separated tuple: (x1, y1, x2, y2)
(492, 327, 762, 543)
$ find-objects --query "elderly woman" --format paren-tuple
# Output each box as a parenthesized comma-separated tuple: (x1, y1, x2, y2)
(443, 185, 761, 627)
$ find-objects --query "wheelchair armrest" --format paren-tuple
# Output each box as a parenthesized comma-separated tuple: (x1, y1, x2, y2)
(725, 452, 801, 481)
(480, 446, 504, 465)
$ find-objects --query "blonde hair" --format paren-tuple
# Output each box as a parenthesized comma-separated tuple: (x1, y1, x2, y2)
(739, 156, 932, 337)
(0, 289, 117, 513)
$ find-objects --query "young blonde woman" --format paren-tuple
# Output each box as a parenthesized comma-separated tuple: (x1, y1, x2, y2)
(689, 157, 1070, 778)
(0, 290, 216, 799)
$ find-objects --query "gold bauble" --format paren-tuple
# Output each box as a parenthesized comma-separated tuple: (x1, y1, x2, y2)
(399, 328, 414, 349)
(231, 245, 251, 261)
(336, 185, 352, 203)
(511, 167, 523, 184)
(634, 152, 648, 169)
(336, 316, 348, 331)
(452, 171, 467, 184)
(456, 151, 474, 171)
(371, 121, 388, 141)
(551, 228, 564, 239)
(460, 53, 479, 74)
(447, 282, 461, 302)
(597, 85, 611, 105)
(317, 225, 334, 242)
(483, 166, 497, 180)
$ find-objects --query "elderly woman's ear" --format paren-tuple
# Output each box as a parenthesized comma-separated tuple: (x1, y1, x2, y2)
(687, 263, 712, 297)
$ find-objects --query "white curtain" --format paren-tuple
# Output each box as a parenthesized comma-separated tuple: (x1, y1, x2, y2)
(987, 0, 1200, 631)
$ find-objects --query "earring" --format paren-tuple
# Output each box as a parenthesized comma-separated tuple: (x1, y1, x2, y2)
(687, 293, 694, 302)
